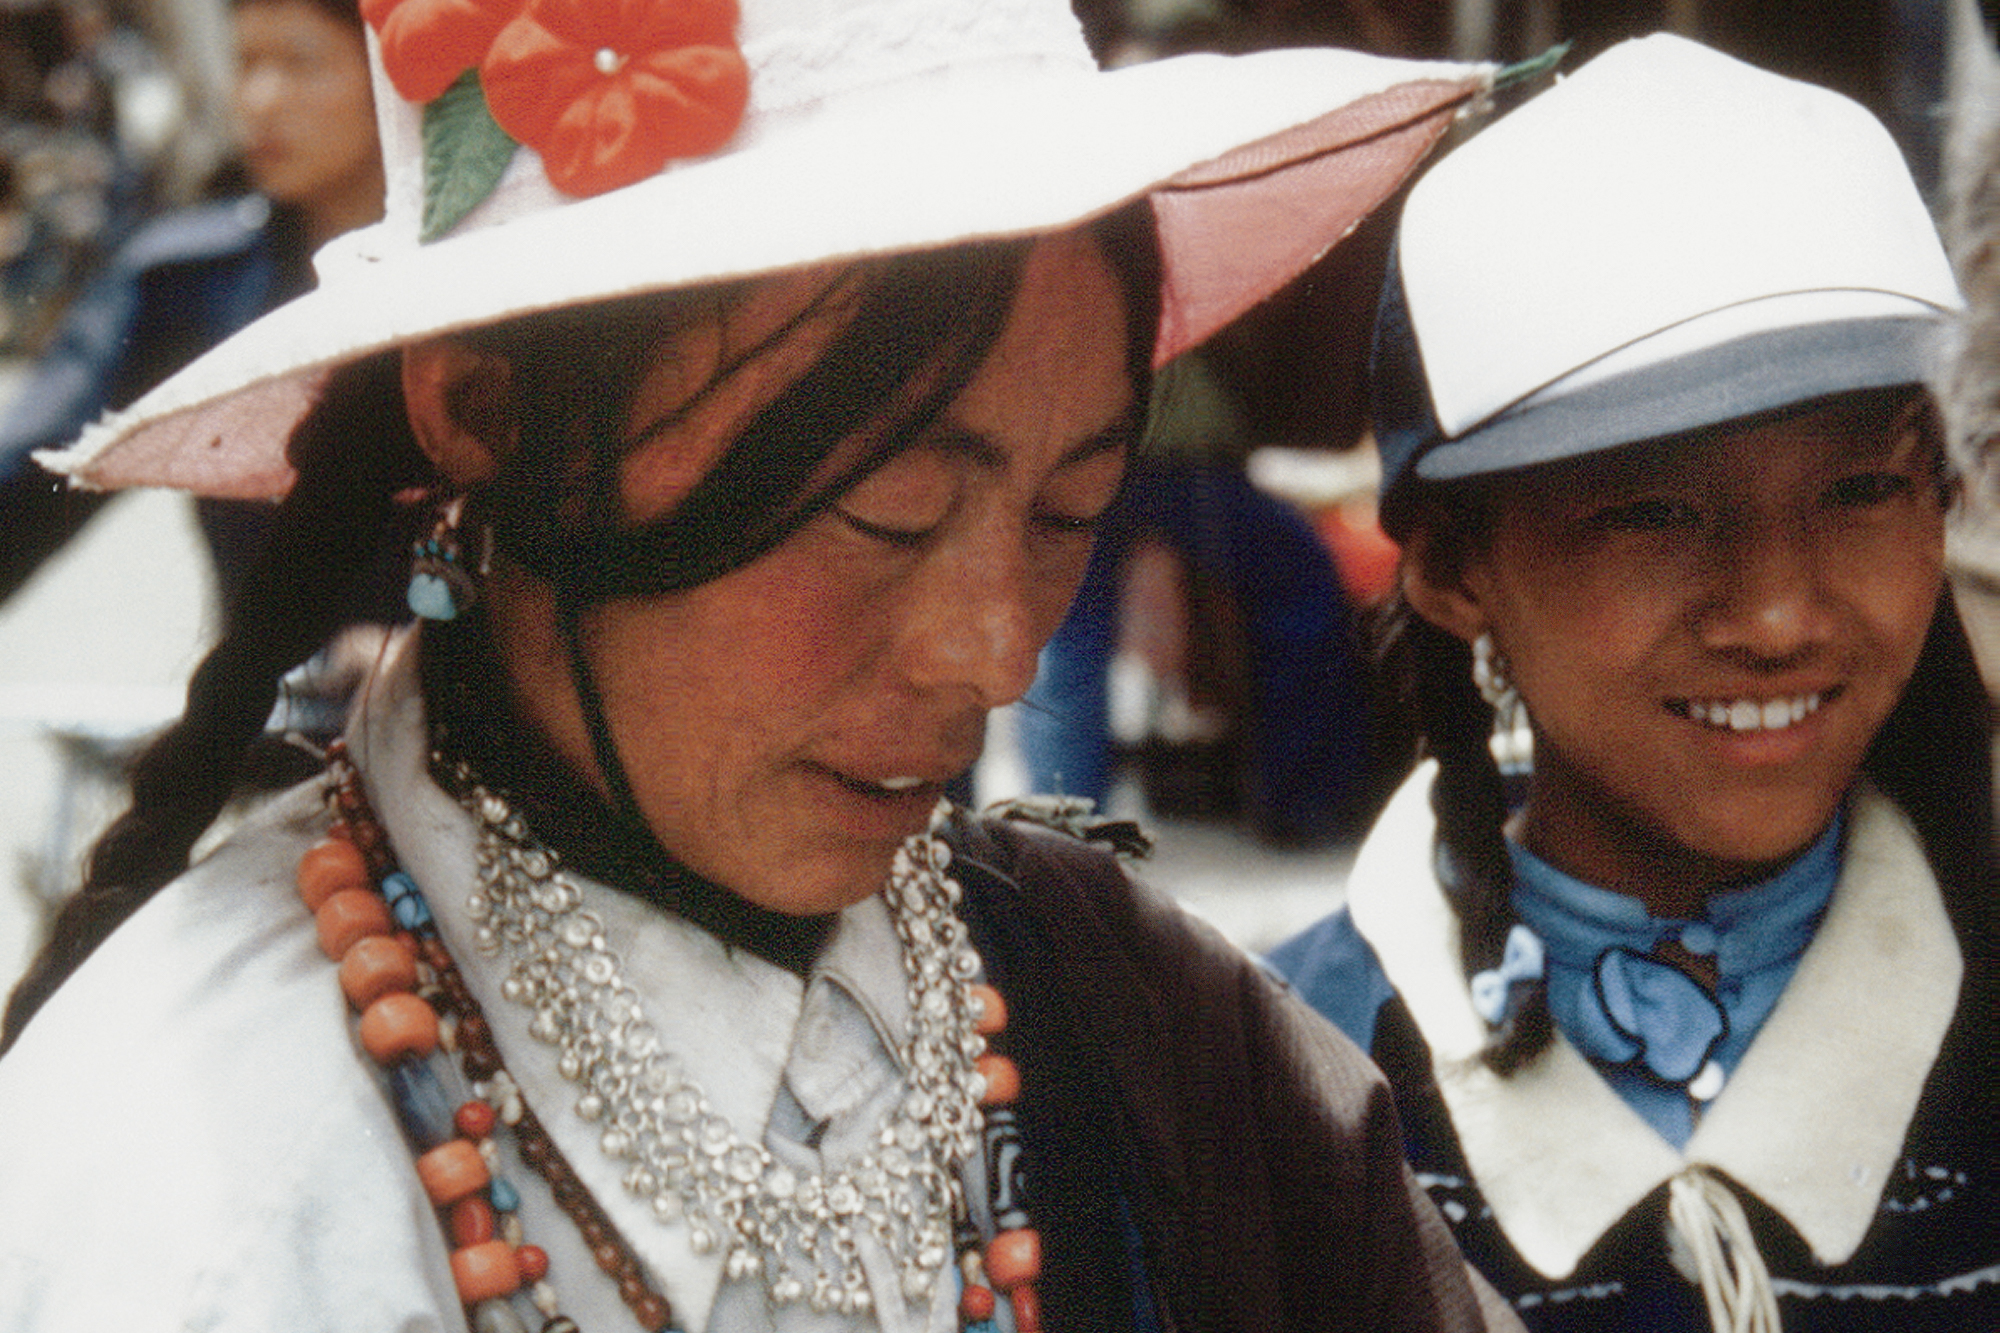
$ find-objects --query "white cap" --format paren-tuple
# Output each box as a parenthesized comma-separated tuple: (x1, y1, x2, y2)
(1384, 33, 1959, 493)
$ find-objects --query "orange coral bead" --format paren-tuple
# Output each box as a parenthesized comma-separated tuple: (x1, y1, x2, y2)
(454, 1100, 497, 1140)
(359, 992, 439, 1063)
(959, 1281, 996, 1321)
(416, 1139, 490, 1205)
(1011, 1282, 1044, 1333)
(514, 1243, 550, 1284)
(297, 837, 370, 911)
(968, 982, 1007, 1035)
(338, 935, 419, 1010)
(976, 1053, 1020, 1105)
(984, 1228, 1041, 1290)
(450, 1196, 497, 1247)
(315, 888, 393, 961)
(450, 1239, 521, 1303)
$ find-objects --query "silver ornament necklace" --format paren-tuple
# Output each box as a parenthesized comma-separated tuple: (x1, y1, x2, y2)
(460, 782, 989, 1316)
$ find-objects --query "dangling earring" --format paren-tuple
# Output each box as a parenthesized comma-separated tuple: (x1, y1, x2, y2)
(407, 497, 489, 622)
(1471, 632, 1518, 713)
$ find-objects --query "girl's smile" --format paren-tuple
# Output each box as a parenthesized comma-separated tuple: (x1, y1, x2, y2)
(1408, 391, 1946, 914)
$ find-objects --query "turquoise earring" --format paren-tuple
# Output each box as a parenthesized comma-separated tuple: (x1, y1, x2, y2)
(407, 498, 487, 622)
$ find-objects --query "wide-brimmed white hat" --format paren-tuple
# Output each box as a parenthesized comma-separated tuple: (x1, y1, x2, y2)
(1375, 32, 1960, 528)
(42, 0, 1489, 498)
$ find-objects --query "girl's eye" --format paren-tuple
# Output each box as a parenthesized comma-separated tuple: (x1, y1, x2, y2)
(1825, 472, 1912, 508)
(1589, 498, 1701, 532)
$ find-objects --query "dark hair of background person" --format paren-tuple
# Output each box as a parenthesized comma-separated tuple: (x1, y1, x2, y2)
(232, 0, 362, 24)
(0, 207, 1162, 1053)
(1370, 390, 1997, 1079)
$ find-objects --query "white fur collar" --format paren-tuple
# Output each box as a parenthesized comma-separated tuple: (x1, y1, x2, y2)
(1348, 763, 1962, 1278)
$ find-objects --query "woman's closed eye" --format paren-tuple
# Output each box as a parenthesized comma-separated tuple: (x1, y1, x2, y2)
(1030, 444, 1126, 538)
(836, 506, 939, 547)
(1032, 506, 1112, 532)
(833, 453, 957, 547)
(1030, 503, 1109, 537)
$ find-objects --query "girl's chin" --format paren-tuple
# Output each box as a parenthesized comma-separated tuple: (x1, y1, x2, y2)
(1659, 807, 1843, 886)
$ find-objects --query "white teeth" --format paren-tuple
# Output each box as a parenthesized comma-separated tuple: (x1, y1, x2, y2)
(878, 776, 924, 791)
(1680, 693, 1823, 733)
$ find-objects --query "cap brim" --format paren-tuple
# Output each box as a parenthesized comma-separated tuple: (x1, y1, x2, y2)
(1415, 310, 1949, 482)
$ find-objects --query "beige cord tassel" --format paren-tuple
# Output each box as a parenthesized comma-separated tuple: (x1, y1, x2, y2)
(1667, 1167, 1781, 1333)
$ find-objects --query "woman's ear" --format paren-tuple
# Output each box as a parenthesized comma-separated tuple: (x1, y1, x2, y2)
(1400, 522, 1490, 645)
(402, 339, 516, 488)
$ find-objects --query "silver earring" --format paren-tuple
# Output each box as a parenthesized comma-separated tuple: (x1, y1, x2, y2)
(1471, 632, 1517, 713)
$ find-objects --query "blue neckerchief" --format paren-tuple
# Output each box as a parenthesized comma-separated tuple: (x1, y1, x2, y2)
(1505, 812, 1842, 1147)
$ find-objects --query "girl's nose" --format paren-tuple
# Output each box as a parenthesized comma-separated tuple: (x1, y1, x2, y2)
(1695, 518, 1835, 663)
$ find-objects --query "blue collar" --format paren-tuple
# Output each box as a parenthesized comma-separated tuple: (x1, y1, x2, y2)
(1501, 814, 1843, 1141)
(1509, 812, 1841, 979)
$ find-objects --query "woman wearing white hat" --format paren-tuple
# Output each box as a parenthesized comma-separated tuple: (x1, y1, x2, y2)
(0, 1, 1520, 1330)
(1271, 33, 1996, 1333)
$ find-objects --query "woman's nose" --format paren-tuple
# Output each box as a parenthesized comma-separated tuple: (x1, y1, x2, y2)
(898, 535, 1046, 707)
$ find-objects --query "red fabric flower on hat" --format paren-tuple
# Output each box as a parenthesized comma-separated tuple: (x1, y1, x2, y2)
(363, 0, 522, 105)
(481, 0, 749, 198)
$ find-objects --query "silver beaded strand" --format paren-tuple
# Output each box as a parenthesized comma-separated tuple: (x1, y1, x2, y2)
(462, 784, 989, 1316)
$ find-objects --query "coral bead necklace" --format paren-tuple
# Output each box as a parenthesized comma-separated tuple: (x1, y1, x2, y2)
(300, 741, 1042, 1331)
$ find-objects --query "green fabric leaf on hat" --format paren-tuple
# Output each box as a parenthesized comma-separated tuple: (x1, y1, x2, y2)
(421, 69, 518, 243)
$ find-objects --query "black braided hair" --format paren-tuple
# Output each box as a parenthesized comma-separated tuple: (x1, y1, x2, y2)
(1379, 595, 1553, 1072)
(1, 352, 430, 1051)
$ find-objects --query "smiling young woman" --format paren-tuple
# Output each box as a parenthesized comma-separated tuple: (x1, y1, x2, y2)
(1272, 35, 1996, 1333)
(1411, 392, 1948, 915)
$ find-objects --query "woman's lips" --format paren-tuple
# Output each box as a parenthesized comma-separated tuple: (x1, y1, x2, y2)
(815, 764, 956, 813)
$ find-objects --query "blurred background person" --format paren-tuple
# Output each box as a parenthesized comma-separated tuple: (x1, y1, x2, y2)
(1015, 352, 1376, 847)
(0, 0, 381, 610)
